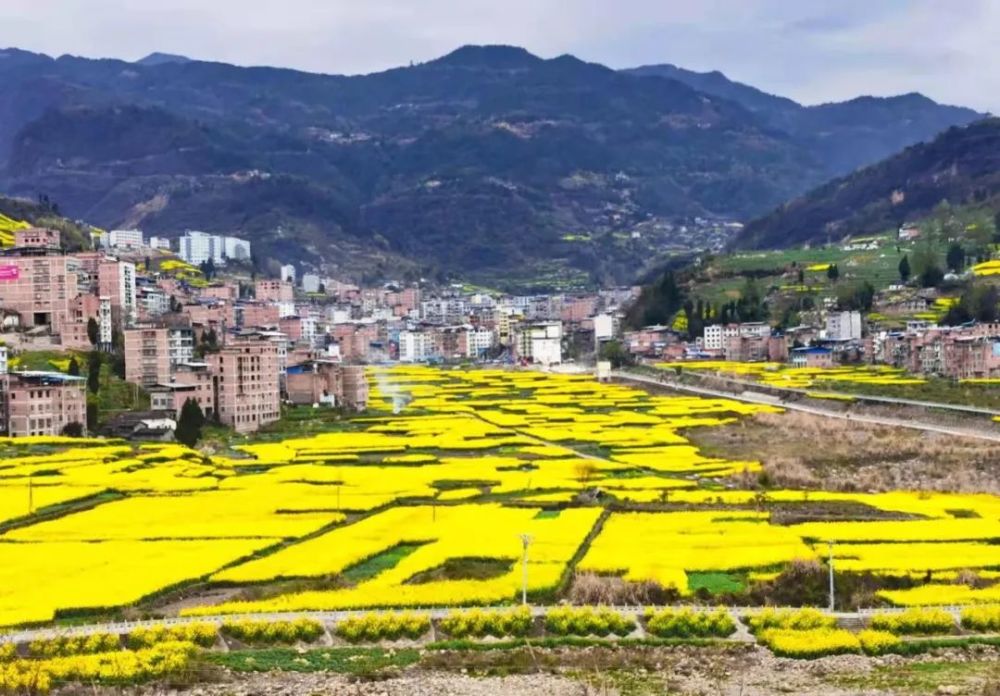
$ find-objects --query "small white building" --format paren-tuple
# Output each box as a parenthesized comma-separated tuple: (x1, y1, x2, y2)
(280, 264, 296, 283)
(515, 322, 563, 366)
(826, 310, 862, 341)
(148, 236, 171, 251)
(301, 273, 322, 293)
(466, 327, 495, 358)
(104, 229, 145, 250)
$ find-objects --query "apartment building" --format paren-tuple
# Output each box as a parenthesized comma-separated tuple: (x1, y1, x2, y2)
(1, 372, 87, 436)
(124, 326, 170, 387)
(207, 340, 281, 433)
(103, 229, 144, 250)
(514, 322, 563, 365)
(148, 362, 215, 418)
(0, 248, 78, 332)
(168, 327, 195, 366)
(98, 259, 137, 326)
(15, 228, 60, 249)
(255, 279, 294, 303)
(826, 310, 863, 341)
(398, 330, 431, 362)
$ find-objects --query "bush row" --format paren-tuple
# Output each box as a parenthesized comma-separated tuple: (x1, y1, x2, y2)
(127, 622, 218, 649)
(870, 608, 954, 635)
(221, 618, 324, 645)
(644, 607, 735, 638)
(438, 607, 532, 639)
(335, 612, 431, 643)
(757, 628, 859, 659)
(745, 608, 836, 634)
(545, 606, 635, 637)
(27, 633, 120, 658)
(960, 605, 1000, 632)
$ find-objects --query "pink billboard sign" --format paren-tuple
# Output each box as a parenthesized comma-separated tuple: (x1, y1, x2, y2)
(0, 265, 19, 281)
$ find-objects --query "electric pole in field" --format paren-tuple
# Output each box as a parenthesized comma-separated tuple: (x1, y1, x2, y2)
(828, 541, 835, 611)
(519, 533, 533, 605)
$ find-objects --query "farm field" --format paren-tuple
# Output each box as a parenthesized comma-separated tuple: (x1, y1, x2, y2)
(1, 367, 999, 631)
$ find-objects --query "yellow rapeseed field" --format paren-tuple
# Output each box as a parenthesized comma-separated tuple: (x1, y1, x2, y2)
(0, 366, 997, 626)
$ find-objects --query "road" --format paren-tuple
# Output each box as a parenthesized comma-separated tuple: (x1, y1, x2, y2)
(671, 369, 1000, 417)
(615, 371, 1000, 443)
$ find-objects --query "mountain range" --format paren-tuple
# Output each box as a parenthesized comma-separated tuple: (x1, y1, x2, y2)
(736, 118, 1000, 249)
(0, 44, 983, 288)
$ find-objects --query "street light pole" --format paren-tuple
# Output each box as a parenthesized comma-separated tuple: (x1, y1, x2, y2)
(828, 541, 835, 611)
(519, 533, 533, 605)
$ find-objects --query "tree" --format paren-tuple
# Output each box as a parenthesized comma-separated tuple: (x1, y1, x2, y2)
(86, 318, 99, 346)
(826, 264, 840, 282)
(199, 258, 217, 280)
(920, 264, 944, 288)
(796, 269, 805, 285)
(67, 357, 80, 376)
(175, 398, 205, 447)
(86, 399, 99, 432)
(946, 242, 966, 273)
(898, 255, 911, 283)
(60, 422, 84, 437)
(598, 339, 632, 368)
(86, 352, 102, 394)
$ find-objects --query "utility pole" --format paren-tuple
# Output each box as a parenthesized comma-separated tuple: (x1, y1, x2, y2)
(828, 541, 835, 611)
(519, 533, 533, 605)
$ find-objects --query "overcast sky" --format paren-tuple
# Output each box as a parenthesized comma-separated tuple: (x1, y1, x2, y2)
(1, 0, 996, 112)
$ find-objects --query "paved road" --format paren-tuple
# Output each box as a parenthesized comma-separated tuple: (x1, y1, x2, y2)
(616, 371, 1000, 443)
(671, 369, 1000, 417)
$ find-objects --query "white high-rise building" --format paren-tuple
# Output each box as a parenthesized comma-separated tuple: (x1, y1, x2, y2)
(104, 229, 144, 250)
(301, 273, 321, 293)
(826, 311, 862, 341)
(280, 264, 296, 283)
(178, 231, 218, 264)
(223, 236, 252, 261)
(119, 262, 137, 326)
(398, 331, 430, 362)
(466, 328, 495, 358)
(98, 297, 113, 348)
(515, 322, 562, 366)
(178, 231, 252, 264)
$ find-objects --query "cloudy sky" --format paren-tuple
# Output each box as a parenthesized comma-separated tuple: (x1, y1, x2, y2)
(1, 0, 996, 111)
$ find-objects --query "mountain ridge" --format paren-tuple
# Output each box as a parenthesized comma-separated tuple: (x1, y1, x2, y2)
(735, 118, 1000, 249)
(0, 45, 984, 288)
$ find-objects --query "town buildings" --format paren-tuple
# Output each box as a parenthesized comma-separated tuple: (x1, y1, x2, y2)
(0, 371, 86, 437)
(207, 339, 281, 433)
(178, 231, 252, 265)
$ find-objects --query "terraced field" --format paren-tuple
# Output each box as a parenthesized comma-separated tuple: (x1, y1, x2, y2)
(1, 367, 999, 633)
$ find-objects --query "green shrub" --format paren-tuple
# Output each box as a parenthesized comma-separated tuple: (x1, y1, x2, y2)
(335, 612, 431, 643)
(27, 632, 120, 658)
(644, 607, 735, 638)
(221, 618, 324, 645)
(758, 628, 860, 659)
(961, 605, 1000, 632)
(870, 608, 954, 635)
(745, 608, 836, 634)
(0, 642, 17, 662)
(438, 607, 532, 639)
(858, 629, 902, 656)
(544, 606, 635, 637)
(127, 622, 218, 649)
